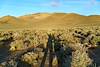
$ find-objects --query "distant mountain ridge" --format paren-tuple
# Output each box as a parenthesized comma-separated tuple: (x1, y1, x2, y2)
(0, 13, 100, 30)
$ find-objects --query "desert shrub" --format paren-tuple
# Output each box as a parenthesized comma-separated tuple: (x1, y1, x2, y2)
(71, 43, 92, 67)
(0, 32, 12, 41)
(92, 36, 100, 46)
(10, 40, 24, 51)
(21, 52, 38, 64)
(9, 30, 48, 51)
(21, 51, 44, 66)
(1, 27, 100, 67)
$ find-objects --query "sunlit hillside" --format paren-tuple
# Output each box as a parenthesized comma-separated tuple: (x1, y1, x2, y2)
(0, 13, 100, 30)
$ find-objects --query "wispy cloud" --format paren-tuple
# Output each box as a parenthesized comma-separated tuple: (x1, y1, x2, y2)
(90, 0, 96, 5)
(50, 0, 61, 7)
(36, 0, 61, 7)
(27, 0, 61, 7)
(85, 0, 97, 9)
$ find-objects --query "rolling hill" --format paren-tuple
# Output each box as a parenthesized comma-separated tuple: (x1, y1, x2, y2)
(0, 13, 100, 30)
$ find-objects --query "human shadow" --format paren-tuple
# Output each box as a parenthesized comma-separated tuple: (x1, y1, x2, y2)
(54, 35, 72, 67)
(88, 43, 100, 67)
(17, 60, 32, 67)
(40, 34, 54, 67)
(40, 34, 73, 67)
(0, 35, 14, 63)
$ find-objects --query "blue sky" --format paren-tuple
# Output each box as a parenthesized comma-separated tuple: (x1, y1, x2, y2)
(0, 0, 100, 16)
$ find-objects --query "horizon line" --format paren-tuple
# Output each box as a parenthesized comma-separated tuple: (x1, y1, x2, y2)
(0, 12, 100, 17)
